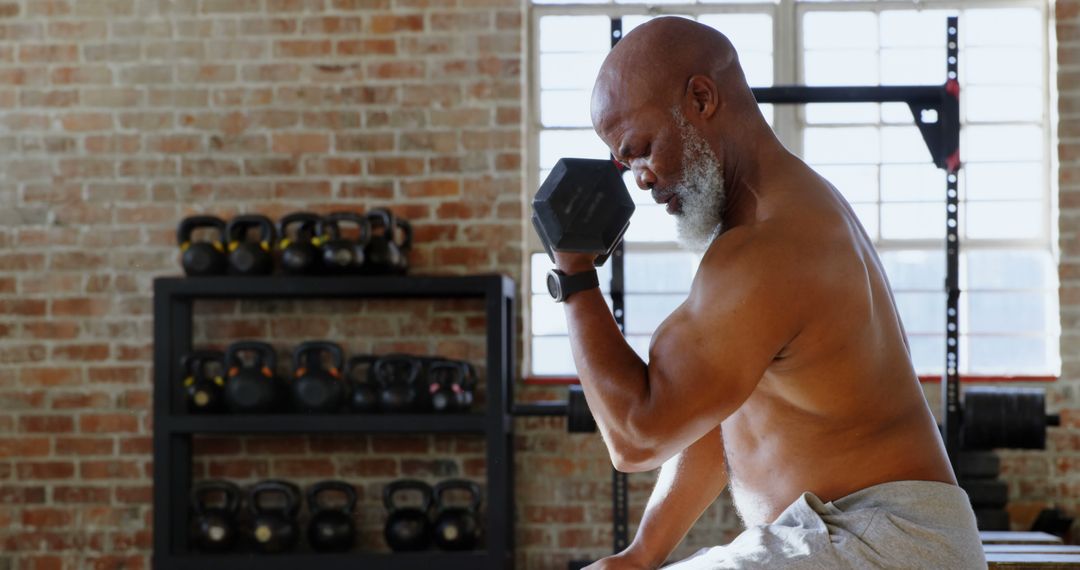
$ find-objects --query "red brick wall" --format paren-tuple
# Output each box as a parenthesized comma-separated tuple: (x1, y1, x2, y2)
(2, 1, 1074, 569)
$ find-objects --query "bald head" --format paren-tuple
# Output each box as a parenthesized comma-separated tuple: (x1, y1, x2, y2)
(591, 17, 754, 131)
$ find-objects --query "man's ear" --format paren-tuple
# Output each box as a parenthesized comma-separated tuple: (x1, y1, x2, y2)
(686, 75, 719, 119)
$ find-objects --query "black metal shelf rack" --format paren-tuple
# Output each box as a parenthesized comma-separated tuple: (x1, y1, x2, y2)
(152, 274, 516, 570)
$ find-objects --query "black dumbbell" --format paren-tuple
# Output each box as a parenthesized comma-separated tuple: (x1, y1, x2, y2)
(277, 212, 323, 275)
(306, 480, 358, 552)
(532, 157, 635, 267)
(224, 341, 284, 414)
(247, 480, 301, 553)
(190, 480, 241, 552)
(291, 341, 349, 413)
(226, 214, 276, 276)
(181, 349, 226, 414)
(384, 479, 434, 552)
(374, 355, 423, 413)
(178, 216, 228, 276)
(317, 212, 370, 275)
(347, 355, 380, 413)
(432, 479, 482, 551)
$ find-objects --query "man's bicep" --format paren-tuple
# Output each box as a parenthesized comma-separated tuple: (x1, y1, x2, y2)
(642, 273, 801, 450)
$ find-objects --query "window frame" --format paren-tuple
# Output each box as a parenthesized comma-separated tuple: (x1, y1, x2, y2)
(523, 0, 1058, 379)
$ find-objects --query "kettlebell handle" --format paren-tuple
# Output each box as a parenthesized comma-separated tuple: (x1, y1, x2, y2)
(365, 208, 395, 237)
(307, 480, 358, 514)
(292, 341, 344, 377)
(277, 212, 322, 246)
(181, 349, 225, 381)
(383, 479, 434, 512)
(433, 479, 482, 512)
(225, 341, 277, 378)
(372, 355, 423, 389)
(426, 360, 465, 390)
(321, 211, 370, 245)
(191, 480, 241, 516)
(460, 361, 479, 390)
(248, 479, 301, 517)
(347, 355, 379, 384)
(393, 218, 412, 251)
(177, 215, 226, 247)
(226, 214, 276, 246)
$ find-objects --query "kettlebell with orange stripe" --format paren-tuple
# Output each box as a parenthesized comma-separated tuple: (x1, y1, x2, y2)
(291, 341, 348, 413)
(224, 341, 283, 413)
(178, 215, 228, 276)
(226, 214, 276, 276)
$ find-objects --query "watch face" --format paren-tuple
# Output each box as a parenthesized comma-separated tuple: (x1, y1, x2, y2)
(546, 272, 561, 299)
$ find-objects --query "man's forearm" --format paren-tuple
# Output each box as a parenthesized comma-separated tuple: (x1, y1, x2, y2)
(624, 427, 729, 568)
(562, 287, 651, 457)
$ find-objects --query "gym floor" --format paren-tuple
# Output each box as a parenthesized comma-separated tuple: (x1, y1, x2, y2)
(0, 1, 1077, 569)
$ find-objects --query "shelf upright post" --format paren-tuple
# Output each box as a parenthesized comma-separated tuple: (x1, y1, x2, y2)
(152, 282, 194, 561)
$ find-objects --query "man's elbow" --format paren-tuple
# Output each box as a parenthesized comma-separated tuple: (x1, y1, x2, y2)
(609, 444, 663, 473)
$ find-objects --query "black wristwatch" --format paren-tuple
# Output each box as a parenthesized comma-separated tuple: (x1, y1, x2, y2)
(546, 268, 599, 303)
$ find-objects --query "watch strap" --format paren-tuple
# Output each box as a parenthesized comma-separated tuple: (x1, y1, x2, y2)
(558, 268, 599, 301)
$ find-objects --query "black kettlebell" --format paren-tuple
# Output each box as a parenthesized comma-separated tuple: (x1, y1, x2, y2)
(224, 341, 283, 413)
(364, 209, 409, 275)
(190, 480, 241, 552)
(306, 480, 358, 552)
(277, 212, 322, 275)
(178, 215, 228, 276)
(291, 341, 348, 413)
(426, 359, 466, 413)
(383, 479, 434, 552)
(347, 355, 380, 413)
(247, 480, 301, 553)
(317, 212, 370, 274)
(373, 355, 423, 413)
(432, 479, 482, 551)
(456, 361, 478, 411)
(181, 349, 226, 414)
(226, 214, 276, 276)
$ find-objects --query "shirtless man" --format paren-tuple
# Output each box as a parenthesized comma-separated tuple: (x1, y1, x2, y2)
(548, 17, 985, 569)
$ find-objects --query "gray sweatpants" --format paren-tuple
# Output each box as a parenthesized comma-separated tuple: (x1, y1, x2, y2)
(665, 480, 986, 569)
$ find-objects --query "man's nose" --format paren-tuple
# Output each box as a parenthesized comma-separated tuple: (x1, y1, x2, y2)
(633, 164, 656, 190)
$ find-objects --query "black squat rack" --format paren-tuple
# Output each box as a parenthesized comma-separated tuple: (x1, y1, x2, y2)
(152, 275, 515, 569)
(539, 17, 963, 570)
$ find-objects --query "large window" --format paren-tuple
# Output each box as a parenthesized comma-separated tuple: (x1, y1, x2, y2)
(527, 0, 1058, 377)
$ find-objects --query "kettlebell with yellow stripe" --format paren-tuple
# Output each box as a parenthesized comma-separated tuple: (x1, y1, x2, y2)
(182, 350, 227, 413)
(226, 214, 276, 276)
(178, 215, 228, 276)
(277, 212, 323, 275)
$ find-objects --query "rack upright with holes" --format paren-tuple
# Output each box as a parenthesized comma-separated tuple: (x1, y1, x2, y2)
(151, 274, 516, 570)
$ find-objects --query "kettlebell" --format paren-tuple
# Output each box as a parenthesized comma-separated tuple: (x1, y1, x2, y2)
(363, 209, 409, 275)
(426, 359, 466, 413)
(432, 479, 482, 551)
(226, 214, 276, 276)
(181, 349, 226, 414)
(383, 479, 434, 552)
(291, 341, 348, 413)
(306, 480, 358, 552)
(277, 212, 323, 275)
(178, 215, 228, 276)
(373, 355, 423, 413)
(317, 212, 370, 275)
(457, 361, 478, 411)
(347, 355, 380, 413)
(224, 341, 284, 413)
(190, 480, 241, 552)
(247, 480, 301, 554)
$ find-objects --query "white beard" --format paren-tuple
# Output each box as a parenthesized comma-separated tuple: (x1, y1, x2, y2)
(670, 108, 725, 252)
